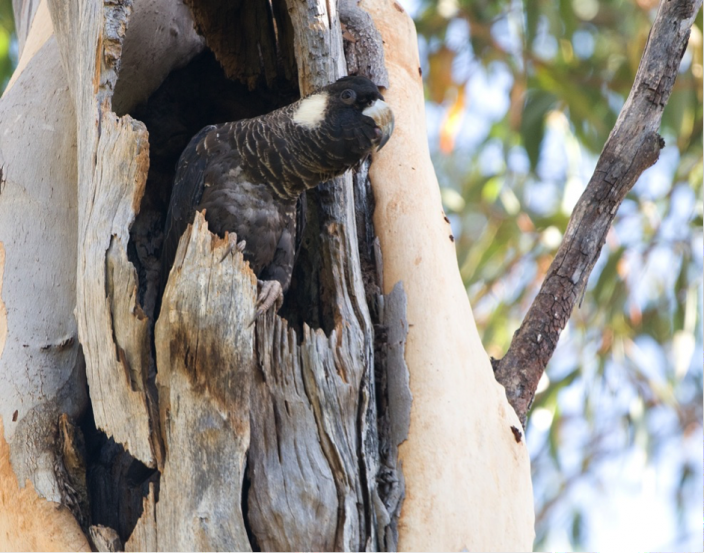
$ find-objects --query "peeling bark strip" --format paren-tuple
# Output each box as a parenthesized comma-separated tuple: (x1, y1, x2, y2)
(493, 0, 702, 427)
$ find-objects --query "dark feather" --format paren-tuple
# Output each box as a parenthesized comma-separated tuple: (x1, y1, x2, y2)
(162, 124, 216, 279)
(162, 76, 394, 304)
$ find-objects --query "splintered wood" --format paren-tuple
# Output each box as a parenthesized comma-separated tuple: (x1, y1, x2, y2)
(154, 212, 256, 552)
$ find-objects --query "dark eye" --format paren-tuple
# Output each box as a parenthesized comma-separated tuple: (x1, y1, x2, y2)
(340, 89, 356, 104)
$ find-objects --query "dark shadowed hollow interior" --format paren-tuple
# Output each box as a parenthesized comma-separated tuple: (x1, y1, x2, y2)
(78, 2, 325, 545)
(122, 36, 337, 339)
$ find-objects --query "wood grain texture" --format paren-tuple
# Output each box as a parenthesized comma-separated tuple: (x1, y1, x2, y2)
(248, 315, 338, 551)
(30, 1, 411, 549)
(183, 0, 290, 89)
(154, 212, 256, 552)
(79, 109, 157, 467)
(48, 0, 163, 468)
(351, 164, 410, 552)
(240, 1, 407, 550)
(339, 0, 389, 88)
(493, 0, 703, 426)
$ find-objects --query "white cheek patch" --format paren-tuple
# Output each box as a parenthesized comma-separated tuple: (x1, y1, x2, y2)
(362, 99, 391, 122)
(292, 93, 328, 128)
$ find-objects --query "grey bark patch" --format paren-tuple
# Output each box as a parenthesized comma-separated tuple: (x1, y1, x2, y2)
(9, 349, 87, 502)
(247, 315, 338, 551)
(112, 0, 205, 116)
(384, 281, 411, 459)
(340, 0, 390, 88)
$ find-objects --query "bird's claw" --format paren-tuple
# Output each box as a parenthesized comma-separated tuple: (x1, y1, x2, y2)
(219, 234, 247, 263)
(254, 280, 283, 319)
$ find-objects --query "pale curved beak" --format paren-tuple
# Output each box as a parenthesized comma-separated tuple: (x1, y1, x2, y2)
(363, 99, 395, 151)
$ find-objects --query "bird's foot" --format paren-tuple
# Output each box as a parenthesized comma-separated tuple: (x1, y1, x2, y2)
(255, 279, 283, 318)
(219, 234, 247, 263)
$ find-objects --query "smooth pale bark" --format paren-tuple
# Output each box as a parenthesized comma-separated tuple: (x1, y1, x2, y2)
(11, 0, 43, 54)
(0, 8, 90, 551)
(363, 1, 535, 550)
(5, 0, 51, 93)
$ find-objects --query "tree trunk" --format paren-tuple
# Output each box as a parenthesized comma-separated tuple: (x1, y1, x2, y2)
(0, 0, 534, 551)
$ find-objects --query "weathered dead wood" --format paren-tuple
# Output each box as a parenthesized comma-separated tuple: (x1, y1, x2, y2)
(154, 212, 256, 551)
(78, 109, 158, 467)
(286, 0, 345, 96)
(492, 0, 703, 427)
(89, 524, 122, 552)
(339, 0, 389, 88)
(182, 0, 291, 89)
(3, 1, 534, 550)
(106, 236, 151, 395)
(248, 315, 338, 551)
(48, 0, 164, 470)
(351, 161, 411, 552)
(43, 0, 405, 549)
(238, 1, 406, 551)
(55, 414, 90, 530)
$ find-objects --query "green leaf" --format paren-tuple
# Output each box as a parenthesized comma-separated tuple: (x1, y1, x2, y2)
(520, 90, 556, 170)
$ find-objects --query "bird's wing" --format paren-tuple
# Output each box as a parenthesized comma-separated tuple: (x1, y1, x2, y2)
(162, 124, 217, 283)
(295, 193, 307, 261)
(258, 206, 296, 292)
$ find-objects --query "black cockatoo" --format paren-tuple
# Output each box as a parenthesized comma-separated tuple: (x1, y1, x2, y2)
(162, 76, 394, 314)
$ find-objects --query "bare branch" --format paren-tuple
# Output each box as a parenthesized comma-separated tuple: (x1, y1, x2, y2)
(493, 0, 703, 427)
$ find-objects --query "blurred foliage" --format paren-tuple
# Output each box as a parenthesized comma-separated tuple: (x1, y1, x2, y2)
(0, 0, 16, 93)
(413, 0, 702, 550)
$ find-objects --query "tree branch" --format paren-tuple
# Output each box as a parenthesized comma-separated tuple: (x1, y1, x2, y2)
(492, 0, 702, 427)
